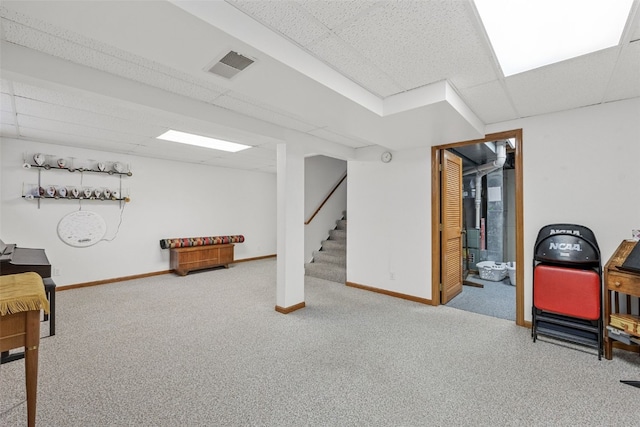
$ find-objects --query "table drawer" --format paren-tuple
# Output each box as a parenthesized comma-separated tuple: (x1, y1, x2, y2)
(607, 272, 640, 295)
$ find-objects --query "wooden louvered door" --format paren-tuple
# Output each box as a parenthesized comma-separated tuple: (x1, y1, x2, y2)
(440, 150, 463, 304)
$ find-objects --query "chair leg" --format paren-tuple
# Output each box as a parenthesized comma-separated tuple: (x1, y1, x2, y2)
(49, 285, 55, 336)
(43, 279, 56, 337)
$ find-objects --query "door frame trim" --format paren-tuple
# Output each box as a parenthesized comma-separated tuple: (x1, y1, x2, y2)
(431, 129, 524, 326)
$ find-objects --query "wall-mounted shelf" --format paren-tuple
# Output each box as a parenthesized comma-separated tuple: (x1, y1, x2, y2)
(23, 195, 129, 202)
(26, 164, 133, 176)
(22, 153, 132, 209)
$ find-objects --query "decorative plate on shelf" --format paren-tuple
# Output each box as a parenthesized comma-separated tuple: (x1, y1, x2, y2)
(33, 153, 46, 166)
(113, 162, 124, 173)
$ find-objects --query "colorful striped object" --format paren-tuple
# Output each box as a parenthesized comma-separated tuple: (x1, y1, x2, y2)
(159, 235, 244, 249)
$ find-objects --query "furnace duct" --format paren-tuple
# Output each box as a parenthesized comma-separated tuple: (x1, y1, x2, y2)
(462, 141, 507, 229)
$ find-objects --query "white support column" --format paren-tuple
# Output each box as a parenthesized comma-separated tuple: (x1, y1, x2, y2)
(276, 142, 305, 313)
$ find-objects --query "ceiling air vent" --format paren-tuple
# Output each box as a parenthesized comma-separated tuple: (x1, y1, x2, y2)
(208, 51, 255, 79)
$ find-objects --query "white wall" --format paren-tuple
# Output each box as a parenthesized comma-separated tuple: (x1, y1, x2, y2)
(304, 155, 347, 263)
(347, 146, 431, 298)
(1, 138, 277, 285)
(347, 97, 640, 320)
(489, 97, 640, 319)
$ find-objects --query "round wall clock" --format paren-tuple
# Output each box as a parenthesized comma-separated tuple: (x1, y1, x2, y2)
(57, 211, 107, 247)
(381, 151, 393, 163)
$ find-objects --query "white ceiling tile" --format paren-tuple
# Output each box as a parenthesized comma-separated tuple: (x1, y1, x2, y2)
(11, 82, 190, 132)
(297, 0, 380, 30)
(249, 165, 276, 174)
(228, 1, 328, 46)
(12, 83, 140, 119)
(308, 127, 371, 148)
(2, 17, 225, 103)
(14, 97, 165, 137)
(334, 1, 497, 91)
(131, 140, 221, 160)
(18, 127, 140, 153)
(506, 48, 619, 117)
(203, 154, 273, 169)
(1, 79, 14, 94)
(604, 41, 640, 102)
(306, 34, 405, 97)
(0, 115, 14, 129)
(0, 109, 16, 125)
(2, 0, 636, 172)
(235, 146, 276, 160)
(200, 157, 273, 173)
(0, 123, 18, 137)
(630, 12, 640, 41)
(459, 80, 518, 124)
(214, 93, 318, 132)
(1, 93, 14, 113)
(16, 115, 148, 146)
(256, 141, 280, 151)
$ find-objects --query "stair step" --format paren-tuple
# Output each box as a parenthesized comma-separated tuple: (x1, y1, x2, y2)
(329, 229, 346, 240)
(313, 250, 346, 266)
(321, 239, 346, 252)
(305, 262, 346, 284)
(336, 219, 347, 230)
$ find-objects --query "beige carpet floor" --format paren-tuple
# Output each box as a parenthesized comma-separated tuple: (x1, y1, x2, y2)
(1, 259, 638, 426)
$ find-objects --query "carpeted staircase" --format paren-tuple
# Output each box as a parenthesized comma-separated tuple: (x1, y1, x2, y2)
(305, 212, 346, 283)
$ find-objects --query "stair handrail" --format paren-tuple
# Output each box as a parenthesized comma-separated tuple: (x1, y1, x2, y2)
(304, 172, 347, 225)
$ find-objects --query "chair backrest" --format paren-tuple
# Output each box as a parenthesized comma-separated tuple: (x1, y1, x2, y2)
(534, 223, 600, 266)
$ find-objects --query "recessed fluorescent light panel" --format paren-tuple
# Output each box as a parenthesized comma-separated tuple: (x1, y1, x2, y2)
(474, 0, 633, 76)
(157, 130, 251, 153)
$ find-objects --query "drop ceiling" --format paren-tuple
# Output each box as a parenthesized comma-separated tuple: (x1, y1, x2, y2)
(1, 1, 638, 173)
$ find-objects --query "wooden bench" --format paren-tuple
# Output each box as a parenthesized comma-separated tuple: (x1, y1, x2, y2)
(170, 243, 234, 276)
(160, 235, 244, 276)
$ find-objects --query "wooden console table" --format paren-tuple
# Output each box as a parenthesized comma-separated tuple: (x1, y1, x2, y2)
(0, 272, 50, 427)
(170, 243, 234, 276)
(603, 240, 640, 360)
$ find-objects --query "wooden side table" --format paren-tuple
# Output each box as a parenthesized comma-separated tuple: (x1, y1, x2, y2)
(0, 272, 50, 427)
(603, 240, 640, 360)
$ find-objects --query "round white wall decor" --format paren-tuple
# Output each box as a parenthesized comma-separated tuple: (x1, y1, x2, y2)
(57, 210, 107, 247)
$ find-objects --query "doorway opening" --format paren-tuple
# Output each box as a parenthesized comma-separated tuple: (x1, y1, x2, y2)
(431, 130, 524, 326)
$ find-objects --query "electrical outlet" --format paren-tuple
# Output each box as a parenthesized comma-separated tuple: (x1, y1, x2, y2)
(53, 268, 60, 276)
(389, 272, 395, 280)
